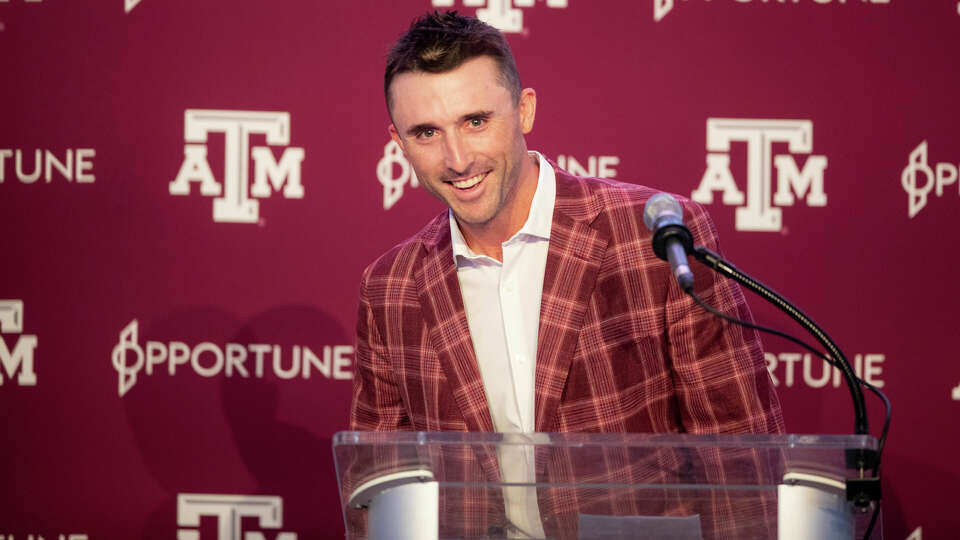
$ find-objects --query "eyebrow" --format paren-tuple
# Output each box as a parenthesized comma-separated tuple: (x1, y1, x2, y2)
(405, 110, 494, 137)
(406, 123, 438, 137)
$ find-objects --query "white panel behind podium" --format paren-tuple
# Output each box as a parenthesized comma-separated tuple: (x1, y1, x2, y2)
(348, 469, 438, 540)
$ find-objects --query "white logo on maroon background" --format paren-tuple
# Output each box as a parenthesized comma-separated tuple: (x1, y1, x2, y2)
(125, 0, 142, 13)
(177, 493, 297, 540)
(431, 0, 568, 33)
(111, 319, 353, 397)
(0, 300, 38, 387)
(377, 141, 618, 209)
(0, 534, 87, 540)
(654, 0, 672, 21)
(556, 154, 619, 179)
(378, 140, 420, 210)
(901, 141, 958, 218)
(0, 148, 96, 184)
(765, 351, 885, 390)
(654, 0, 891, 22)
(169, 110, 305, 224)
(692, 118, 827, 232)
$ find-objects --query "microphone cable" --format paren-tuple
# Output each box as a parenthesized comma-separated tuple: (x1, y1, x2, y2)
(643, 191, 888, 538)
(685, 288, 890, 540)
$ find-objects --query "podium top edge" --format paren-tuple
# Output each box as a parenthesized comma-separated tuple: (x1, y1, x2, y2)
(332, 431, 878, 450)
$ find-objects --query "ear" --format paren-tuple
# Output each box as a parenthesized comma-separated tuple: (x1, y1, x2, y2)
(388, 123, 405, 153)
(518, 88, 537, 134)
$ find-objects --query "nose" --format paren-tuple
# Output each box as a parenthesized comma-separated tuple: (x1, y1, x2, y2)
(443, 131, 470, 175)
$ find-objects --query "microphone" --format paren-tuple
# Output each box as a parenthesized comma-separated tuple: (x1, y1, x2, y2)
(643, 193, 695, 292)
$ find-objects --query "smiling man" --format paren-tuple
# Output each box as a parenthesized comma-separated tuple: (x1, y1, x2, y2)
(386, 52, 537, 260)
(350, 11, 783, 538)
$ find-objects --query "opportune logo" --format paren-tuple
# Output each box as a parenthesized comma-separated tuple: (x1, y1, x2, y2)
(654, 0, 891, 22)
(378, 140, 420, 210)
(431, 0, 568, 33)
(0, 300, 38, 387)
(556, 154, 619, 179)
(177, 493, 297, 540)
(765, 351, 884, 389)
(111, 319, 353, 397)
(377, 141, 618, 209)
(125, 0, 142, 13)
(0, 148, 96, 184)
(691, 118, 827, 232)
(0, 535, 87, 540)
(169, 110, 305, 224)
(901, 141, 957, 218)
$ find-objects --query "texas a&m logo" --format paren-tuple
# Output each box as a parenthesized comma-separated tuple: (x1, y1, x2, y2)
(169, 110, 305, 224)
(691, 118, 827, 232)
(431, 0, 568, 33)
(0, 300, 38, 387)
(177, 493, 297, 540)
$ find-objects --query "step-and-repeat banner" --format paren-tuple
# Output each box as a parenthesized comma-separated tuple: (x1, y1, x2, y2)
(1, 1, 957, 538)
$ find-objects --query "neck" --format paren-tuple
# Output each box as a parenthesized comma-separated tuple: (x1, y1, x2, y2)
(458, 153, 539, 262)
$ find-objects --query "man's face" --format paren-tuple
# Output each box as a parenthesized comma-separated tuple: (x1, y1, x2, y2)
(388, 56, 536, 230)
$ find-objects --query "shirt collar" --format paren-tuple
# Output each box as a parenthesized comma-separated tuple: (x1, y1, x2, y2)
(450, 151, 556, 264)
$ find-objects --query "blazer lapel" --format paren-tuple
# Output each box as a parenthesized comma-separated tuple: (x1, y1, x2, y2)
(416, 219, 503, 486)
(415, 219, 496, 434)
(534, 171, 609, 434)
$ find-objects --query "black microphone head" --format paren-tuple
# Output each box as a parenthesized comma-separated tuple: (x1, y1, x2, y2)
(643, 192, 684, 232)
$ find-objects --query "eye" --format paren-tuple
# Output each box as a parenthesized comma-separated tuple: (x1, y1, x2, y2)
(419, 128, 436, 139)
(469, 118, 485, 128)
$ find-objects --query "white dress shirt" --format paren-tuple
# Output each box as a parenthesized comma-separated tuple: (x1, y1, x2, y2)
(451, 152, 555, 538)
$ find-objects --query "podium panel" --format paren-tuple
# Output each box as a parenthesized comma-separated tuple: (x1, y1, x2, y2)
(333, 432, 880, 540)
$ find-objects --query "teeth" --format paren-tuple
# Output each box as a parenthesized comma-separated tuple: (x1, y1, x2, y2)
(452, 173, 484, 189)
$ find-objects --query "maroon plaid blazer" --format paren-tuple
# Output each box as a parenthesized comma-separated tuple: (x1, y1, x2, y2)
(349, 166, 784, 537)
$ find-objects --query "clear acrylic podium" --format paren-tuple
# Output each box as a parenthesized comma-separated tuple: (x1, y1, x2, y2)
(333, 431, 880, 539)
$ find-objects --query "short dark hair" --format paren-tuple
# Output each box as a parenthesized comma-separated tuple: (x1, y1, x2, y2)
(384, 11, 522, 113)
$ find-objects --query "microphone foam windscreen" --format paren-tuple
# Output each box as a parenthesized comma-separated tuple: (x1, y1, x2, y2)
(642, 192, 683, 231)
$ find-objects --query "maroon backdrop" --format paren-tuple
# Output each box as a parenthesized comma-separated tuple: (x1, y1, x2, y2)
(1, 1, 957, 538)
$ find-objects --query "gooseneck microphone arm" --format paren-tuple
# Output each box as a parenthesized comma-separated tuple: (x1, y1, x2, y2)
(643, 193, 870, 439)
(691, 246, 869, 437)
(643, 193, 883, 534)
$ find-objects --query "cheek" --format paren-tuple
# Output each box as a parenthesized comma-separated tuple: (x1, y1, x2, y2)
(466, 131, 506, 161)
(404, 147, 439, 173)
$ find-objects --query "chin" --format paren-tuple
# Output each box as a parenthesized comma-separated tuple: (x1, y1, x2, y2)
(453, 208, 495, 227)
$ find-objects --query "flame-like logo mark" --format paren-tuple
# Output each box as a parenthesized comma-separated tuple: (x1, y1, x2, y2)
(111, 319, 143, 396)
(901, 141, 935, 218)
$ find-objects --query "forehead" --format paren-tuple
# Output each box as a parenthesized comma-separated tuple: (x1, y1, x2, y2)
(388, 56, 512, 127)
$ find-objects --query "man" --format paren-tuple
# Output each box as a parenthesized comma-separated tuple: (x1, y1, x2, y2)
(350, 11, 783, 538)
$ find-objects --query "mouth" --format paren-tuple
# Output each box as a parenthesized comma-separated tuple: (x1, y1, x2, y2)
(448, 171, 489, 191)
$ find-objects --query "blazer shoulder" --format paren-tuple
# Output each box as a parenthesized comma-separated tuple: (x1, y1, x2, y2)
(554, 168, 657, 216)
(562, 171, 710, 220)
(554, 169, 722, 249)
(360, 210, 448, 289)
(583, 174, 709, 211)
(554, 170, 654, 224)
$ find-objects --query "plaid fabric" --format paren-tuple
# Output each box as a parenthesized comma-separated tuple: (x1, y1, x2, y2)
(349, 165, 784, 538)
(537, 443, 781, 539)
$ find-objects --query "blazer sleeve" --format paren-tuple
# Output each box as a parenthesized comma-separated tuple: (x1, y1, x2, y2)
(349, 265, 413, 432)
(663, 200, 785, 435)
